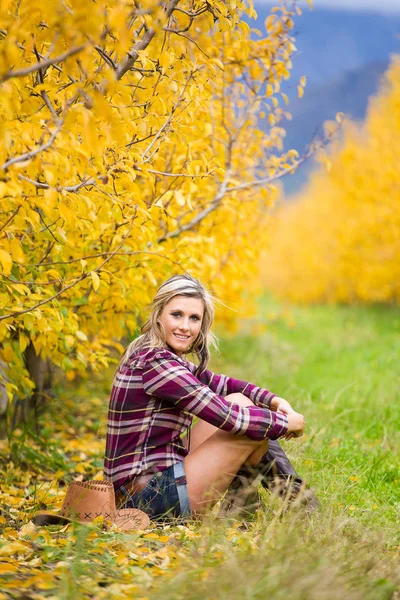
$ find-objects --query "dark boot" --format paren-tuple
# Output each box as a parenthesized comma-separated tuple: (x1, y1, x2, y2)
(222, 440, 319, 515)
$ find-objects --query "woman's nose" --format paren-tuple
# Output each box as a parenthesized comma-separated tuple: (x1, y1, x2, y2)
(179, 319, 189, 331)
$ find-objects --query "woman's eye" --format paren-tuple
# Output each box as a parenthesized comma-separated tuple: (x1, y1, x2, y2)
(171, 312, 181, 317)
(191, 316, 200, 321)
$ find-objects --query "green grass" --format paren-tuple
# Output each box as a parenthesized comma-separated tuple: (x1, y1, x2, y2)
(212, 301, 400, 530)
(140, 300, 400, 599)
(1, 300, 399, 599)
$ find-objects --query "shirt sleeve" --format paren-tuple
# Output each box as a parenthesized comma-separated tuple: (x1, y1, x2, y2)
(187, 360, 276, 409)
(142, 350, 288, 441)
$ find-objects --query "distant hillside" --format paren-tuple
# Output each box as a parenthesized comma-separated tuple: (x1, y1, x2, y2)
(250, 5, 400, 195)
(251, 5, 400, 86)
(283, 60, 390, 195)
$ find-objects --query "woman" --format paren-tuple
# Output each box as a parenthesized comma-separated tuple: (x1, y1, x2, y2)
(104, 274, 307, 520)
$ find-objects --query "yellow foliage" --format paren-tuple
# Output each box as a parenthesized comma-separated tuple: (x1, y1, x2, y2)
(261, 56, 400, 304)
(0, 0, 303, 398)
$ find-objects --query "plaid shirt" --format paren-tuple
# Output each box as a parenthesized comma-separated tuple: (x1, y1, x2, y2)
(104, 347, 288, 491)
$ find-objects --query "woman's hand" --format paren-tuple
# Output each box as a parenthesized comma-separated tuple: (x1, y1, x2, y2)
(270, 396, 295, 415)
(284, 410, 305, 440)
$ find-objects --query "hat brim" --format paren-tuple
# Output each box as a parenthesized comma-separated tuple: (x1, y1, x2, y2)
(31, 512, 85, 527)
(31, 508, 150, 531)
(31, 513, 91, 527)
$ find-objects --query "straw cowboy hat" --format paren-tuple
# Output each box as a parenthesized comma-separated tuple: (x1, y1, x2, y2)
(32, 480, 150, 531)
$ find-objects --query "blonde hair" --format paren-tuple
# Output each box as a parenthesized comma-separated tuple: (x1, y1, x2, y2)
(119, 274, 217, 375)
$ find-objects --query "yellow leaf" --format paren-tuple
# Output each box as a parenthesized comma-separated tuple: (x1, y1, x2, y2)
(91, 271, 100, 291)
(43, 187, 58, 208)
(59, 203, 73, 221)
(9, 238, 24, 263)
(2, 345, 13, 362)
(0, 541, 29, 556)
(76, 330, 88, 342)
(46, 268, 61, 281)
(0, 249, 12, 275)
(0, 563, 18, 574)
(281, 93, 289, 106)
(210, 58, 224, 71)
(299, 76, 307, 87)
(44, 169, 57, 186)
(174, 190, 186, 207)
(75, 463, 88, 473)
(297, 85, 304, 99)
(147, 271, 157, 287)
(18, 521, 37, 538)
(19, 333, 29, 353)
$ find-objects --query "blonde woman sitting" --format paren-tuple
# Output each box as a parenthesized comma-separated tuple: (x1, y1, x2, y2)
(104, 274, 308, 520)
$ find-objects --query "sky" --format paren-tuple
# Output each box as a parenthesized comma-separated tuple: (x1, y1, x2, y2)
(257, 0, 400, 13)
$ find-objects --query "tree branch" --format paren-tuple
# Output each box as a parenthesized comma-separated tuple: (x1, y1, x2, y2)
(147, 168, 213, 178)
(142, 69, 196, 162)
(157, 135, 332, 243)
(0, 45, 85, 83)
(115, 0, 180, 81)
(33, 45, 61, 125)
(18, 174, 96, 192)
(95, 45, 117, 70)
(0, 211, 137, 322)
(1, 121, 63, 171)
(32, 249, 173, 267)
(0, 206, 21, 233)
(158, 169, 232, 242)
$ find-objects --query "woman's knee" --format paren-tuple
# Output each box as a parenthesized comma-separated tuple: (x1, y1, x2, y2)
(213, 428, 268, 460)
(246, 438, 269, 465)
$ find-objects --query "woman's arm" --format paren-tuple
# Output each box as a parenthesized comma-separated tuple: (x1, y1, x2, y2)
(143, 350, 288, 441)
(190, 362, 277, 409)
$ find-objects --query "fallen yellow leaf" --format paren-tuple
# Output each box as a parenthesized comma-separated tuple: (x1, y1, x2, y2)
(0, 541, 29, 556)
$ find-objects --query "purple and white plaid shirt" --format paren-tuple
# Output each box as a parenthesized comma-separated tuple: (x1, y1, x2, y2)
(104, 347, 288, 491)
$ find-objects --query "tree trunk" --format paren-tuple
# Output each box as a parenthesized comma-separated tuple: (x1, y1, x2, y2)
(20, 343, 53, 430)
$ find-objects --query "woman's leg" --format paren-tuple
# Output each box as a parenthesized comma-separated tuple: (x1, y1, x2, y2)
(183, 393, 269, 513)
(188, 393, 253, 449)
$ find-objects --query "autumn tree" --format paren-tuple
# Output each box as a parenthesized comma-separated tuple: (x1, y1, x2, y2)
(261, 55, 400, 305)
(0, 0, 304, 429)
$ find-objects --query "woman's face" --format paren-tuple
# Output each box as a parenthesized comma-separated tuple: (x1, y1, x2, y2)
(159, 295, 204, 356)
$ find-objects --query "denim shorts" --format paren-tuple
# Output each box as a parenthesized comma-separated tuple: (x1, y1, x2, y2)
(118, 462, 191, 521)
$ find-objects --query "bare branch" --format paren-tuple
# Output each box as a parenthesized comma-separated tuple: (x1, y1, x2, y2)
(38, 241, 55, 265)
(227, 127, 340, 193)
(0, 206, 21, 233)
(39, 88, 60, 123)
(158, 169, 232, 242)
(173, 7, 208, 17)
(36, 209, 62, 243)
(1, 121, 63, 171)
(18, 174, 96, 192)
(115, 0, 180, 81)
(147, 168, 213, 178)
(32, 45, 62, 127)
(95, 45, 117, 70)
(32, 249, 172, 267)
(126, 132, 156, 148)
(0, 45, 85, 83)
(163, 30, 210, 58)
